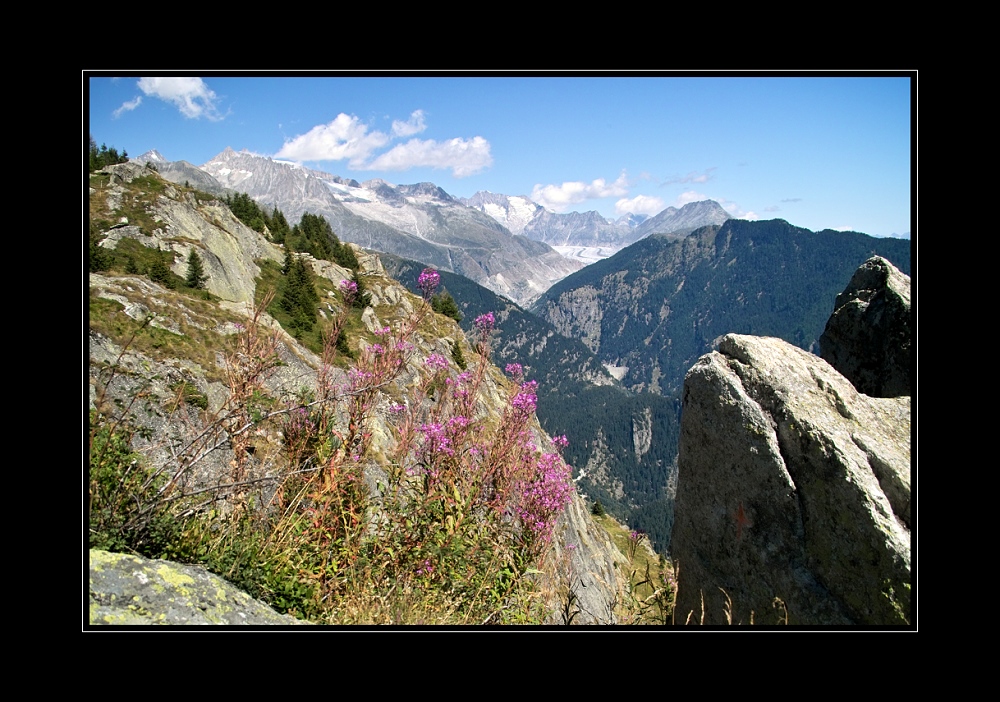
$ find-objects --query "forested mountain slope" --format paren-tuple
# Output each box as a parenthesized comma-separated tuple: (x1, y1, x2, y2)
(532, 218, 912, 398)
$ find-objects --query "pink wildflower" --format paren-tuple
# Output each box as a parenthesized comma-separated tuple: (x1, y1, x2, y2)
(425, 353, 449, 371)
(418, 268, 440, 299)
(474, 312, 495, 334)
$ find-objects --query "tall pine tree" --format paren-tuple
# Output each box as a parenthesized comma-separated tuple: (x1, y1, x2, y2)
(185, 249, 208, 289)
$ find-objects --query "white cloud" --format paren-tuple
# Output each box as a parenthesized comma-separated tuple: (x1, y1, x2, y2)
(276, 110, 491, 177)
(275, 113, 391, 166)
(615, 194, 665, 216)
(113, 96, 142, 118)
(392, 109, 427, 137)
(531, 173, 630, 212)
(366, 136, 493, 178)
(137, 77, 222, 120)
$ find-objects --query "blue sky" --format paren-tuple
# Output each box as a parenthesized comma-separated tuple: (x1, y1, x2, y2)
(87, 73, 913, 238)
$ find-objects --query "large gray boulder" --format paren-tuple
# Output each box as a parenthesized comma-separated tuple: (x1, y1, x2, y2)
(819, 256, 911, 397)
(89, 549, 310, 625)
(671, 334, 910, 625)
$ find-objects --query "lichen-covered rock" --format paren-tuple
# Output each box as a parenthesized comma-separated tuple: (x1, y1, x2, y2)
(671, 334, 910, 626)
(88, 549, 310, 625)
(819, 256, 911, 398)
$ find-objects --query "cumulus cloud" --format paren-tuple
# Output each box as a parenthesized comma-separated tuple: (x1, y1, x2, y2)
(781, 197, 802, 203)
(275, 110, 491, 177)
(366, 136, 493, 177)
(275, 113, 391, 166)
(113, 96, 142, 118)
(137, 77, 222, 120)
(615, 194, 665, 216)
(392, 109, 427, 138)
(531, 173, 630, 212)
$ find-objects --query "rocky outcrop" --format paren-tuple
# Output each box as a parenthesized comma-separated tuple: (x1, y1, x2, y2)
(89, 549, 310, 625)
(95, 162, 285, 304)
(671, 334, 910, 625)
(819, 256, 911, 398)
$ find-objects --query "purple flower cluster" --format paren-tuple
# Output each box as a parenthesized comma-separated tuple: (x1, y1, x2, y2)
(511, 391, 537, 415)
(447, 415, 469, 431)
(516, 452, 574, 543)
(418, 268, 440, 299)
(474, 312, 495, 334)
(425, 353, 449, 371)
(420, 422, 454, 457)
(340, 279, 358, 296)
(505, 363, 523, 382)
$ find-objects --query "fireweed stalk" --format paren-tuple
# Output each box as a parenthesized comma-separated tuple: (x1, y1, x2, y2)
(377, 300, 575, 612)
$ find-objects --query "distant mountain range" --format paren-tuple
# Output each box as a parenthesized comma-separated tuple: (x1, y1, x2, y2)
(137, 148, 738, 294)
(135, 148, 581, 307)
(461, 193, 731, 264)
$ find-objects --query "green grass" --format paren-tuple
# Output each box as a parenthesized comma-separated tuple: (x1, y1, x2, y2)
(88, 288, 236, 383)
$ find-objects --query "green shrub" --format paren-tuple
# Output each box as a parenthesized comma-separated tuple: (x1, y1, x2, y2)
(169, 381, 208, 410)
(88, 410, 186, 558)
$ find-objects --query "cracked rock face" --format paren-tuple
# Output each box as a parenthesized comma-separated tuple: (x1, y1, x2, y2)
(670, 334, 910, 626)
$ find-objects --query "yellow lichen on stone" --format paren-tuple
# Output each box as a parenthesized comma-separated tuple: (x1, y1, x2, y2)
(157, 564, 195, 596)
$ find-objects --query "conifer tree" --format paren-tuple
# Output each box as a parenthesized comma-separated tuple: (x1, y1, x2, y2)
(148, 248, 175, 289)
(432, 291, 462, 321)
(185, 249, 209, 289)
(280, 255, 319, 335)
